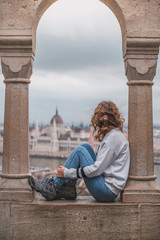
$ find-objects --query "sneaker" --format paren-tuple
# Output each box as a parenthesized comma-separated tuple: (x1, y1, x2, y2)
(28, 176, 56, 201)
(55, 183, 77, 200)
(28, 176, 51, 192)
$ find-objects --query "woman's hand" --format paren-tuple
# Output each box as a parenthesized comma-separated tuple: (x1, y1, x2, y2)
(56, 166, 66, 178)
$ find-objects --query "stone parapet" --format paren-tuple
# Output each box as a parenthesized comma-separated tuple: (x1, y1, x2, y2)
(0, 196, 160, 240)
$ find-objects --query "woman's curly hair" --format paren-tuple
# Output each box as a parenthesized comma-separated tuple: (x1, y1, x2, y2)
(91, 101, 124, 141)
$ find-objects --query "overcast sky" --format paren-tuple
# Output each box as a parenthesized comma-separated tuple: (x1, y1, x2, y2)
(0, 0, 160, 126)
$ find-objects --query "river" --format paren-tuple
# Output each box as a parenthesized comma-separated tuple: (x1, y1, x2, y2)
(0, 155, 160, 188)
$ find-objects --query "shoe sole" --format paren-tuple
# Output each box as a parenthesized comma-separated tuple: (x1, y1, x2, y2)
(28, 176, 35, 191)
(28, 176, 42, 193)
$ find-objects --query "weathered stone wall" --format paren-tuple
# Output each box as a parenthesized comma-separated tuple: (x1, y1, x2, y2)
(0, 197, 160, 240)
(0, 0, 160, 202)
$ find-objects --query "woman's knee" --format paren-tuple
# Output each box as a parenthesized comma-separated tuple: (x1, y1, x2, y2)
(74, 145, 88, 153)
(79, 143, 96, 161)
(72, 145, 95, 166)
(80, 143, 91, 149)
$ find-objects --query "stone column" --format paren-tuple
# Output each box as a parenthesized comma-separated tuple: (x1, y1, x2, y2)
(0, 56, 33, 201)
(122, 39, 160, 202)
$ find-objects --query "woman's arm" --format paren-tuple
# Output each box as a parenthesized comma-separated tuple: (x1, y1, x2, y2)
(82, 146, 116, 178)
(63, 146, 116, 179)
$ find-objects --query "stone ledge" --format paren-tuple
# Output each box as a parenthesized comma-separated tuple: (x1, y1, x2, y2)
(0, 195, 160, 240)
(20, 195, 160, 206)
(1, 194, 160, 206)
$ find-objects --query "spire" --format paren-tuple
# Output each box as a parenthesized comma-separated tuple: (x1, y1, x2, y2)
(35, 120, 39, 132)
(33, 120, 39, 138)
(52, 119, 58, 140)
(56, 107, 58, 116)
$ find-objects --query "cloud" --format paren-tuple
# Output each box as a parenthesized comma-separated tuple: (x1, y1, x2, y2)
(30, 65, 128, 124)
(31, 64, 127, 98)
(34, 33, 123, 72)
(29, 0, 127, 124)
(34, 0, 123, 72)
(38, 0, 121, 38)
(30, 0, 128, 125)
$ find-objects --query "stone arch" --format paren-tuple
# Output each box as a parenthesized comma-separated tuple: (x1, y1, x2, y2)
(33, 0, 126, 53)
(35, 0, 126, 30)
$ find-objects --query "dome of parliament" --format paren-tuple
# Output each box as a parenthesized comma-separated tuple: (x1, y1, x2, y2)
(50, 108, 63, 125)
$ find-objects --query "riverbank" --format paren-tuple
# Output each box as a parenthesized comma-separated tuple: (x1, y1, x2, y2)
(30, 153, 68, 160)
(32, 152, 160, 163)
(31, 152, 160, 164)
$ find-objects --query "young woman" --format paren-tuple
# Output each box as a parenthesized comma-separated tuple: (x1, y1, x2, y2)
(28, 101, 130, 202)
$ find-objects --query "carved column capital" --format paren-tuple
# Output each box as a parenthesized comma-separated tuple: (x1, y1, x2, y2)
(0, 35, 34, 80)
(1, 56, 33, 80)
(124, 38, 159, 81)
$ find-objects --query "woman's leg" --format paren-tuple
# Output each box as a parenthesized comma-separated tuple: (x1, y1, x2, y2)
(84, 176, 117, 202)
(53, 143, 96, 188)
(79, 143, 96, 161)
(28, 143, 96, 201)
(54, 143, 117, 202)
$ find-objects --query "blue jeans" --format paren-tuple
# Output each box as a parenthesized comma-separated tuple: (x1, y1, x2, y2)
(54, 143, 117, 202)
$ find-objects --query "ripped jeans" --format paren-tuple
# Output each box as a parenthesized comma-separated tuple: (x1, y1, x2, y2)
(54, 143, 117, 202)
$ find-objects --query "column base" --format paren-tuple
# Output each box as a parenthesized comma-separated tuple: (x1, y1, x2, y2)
(122, 178, 160, 203)
(0, 177, 33, 201)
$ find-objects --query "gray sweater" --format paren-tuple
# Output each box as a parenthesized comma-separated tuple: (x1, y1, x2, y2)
(64, 129, 130, 195)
